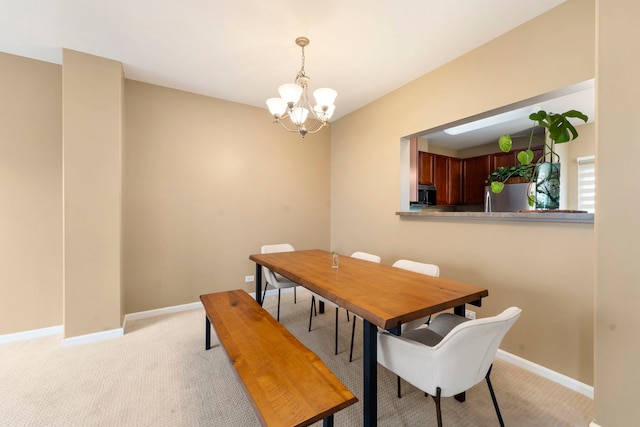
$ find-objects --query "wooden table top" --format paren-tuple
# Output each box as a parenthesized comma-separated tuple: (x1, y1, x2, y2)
(201, 290, 357, 427)
(250, 249, 489, 330)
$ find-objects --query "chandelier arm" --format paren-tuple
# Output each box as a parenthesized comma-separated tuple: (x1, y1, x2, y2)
(301, 119, 327, 134)
(309, 107, 328, 122)
(274, 117, 303, 134)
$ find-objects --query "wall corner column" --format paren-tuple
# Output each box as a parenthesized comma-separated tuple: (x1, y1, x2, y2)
(62, 49, 123, 339)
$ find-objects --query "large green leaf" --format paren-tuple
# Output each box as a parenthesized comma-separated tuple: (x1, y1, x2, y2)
(498, 135, 512, 153)
(563, 110, 589, 122)
(490, 181, 504, 193)
(545, 110, 588, 144)
(517, 149, 534, 165)
(529, 110, 548, 123)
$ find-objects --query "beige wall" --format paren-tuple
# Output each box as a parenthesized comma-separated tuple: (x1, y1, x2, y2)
(122, 80, 331, 313)
(0, 53, 330, 334)
(62, 49, 124, 337)
(0, 53, 62, 335)
(595, 0, 640, 425)
(331, 0, 595, 384)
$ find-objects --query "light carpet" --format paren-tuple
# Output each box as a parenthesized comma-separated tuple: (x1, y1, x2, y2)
(0, 288, 594, 426)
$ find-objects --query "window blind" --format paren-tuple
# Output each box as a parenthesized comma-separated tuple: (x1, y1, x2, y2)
(577, 155, 595, 213)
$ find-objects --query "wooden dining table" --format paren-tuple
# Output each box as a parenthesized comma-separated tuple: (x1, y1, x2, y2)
(249, 249, 489, 427)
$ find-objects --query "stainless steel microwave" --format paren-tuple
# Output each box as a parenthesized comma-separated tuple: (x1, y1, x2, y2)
(417, 185, 436, 205)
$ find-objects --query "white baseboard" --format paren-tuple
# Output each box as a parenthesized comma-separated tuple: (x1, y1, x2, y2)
(61, 327, 124, 347)
(497, 349, 594, 399)
(122, 301, 203, 331)
(0, 325, 63, 345)
(120, 288, 283, 330)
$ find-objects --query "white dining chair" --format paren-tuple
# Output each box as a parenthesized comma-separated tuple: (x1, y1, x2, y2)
(308, 251, 381, 355)
(260, 243, 298, 322)
(349, 258, 439, 362)
(377, 307, 522, 427)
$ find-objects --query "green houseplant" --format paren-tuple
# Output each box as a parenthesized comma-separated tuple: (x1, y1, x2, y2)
(488, 109, 588, 208)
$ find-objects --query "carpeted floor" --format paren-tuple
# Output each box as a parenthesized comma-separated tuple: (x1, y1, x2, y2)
(0, 288, 594, 426)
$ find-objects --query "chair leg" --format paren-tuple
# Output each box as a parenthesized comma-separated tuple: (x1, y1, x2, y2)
(485, 364, 505, 427)
(262, 283, 268, 307)
(349, 317, 357, 362)
(346, 309, 350, 322)
(335, 307, 339, 355)
(294, 286, 297, 304)
(309, 296, 316, 332)
(277, 289, 281, 322)
(430, 387, 443, 427)
(397, 376, 402, 398)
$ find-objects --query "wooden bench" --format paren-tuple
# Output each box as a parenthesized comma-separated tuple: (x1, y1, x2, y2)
(200, 289, 357, 427)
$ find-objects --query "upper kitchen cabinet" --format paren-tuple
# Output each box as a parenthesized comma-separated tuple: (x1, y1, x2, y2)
(418, 151, 462, 206)
(490, 145, 544, 170)
(462, 155, 491, 205)
(448, 157, 462, 205)
(419, 151, 434, 185)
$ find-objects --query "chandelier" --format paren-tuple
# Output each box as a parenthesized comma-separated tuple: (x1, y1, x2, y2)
(266, 37, 337, 138)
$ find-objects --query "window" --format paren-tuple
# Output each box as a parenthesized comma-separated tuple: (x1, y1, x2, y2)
(577, 155, 595, 213)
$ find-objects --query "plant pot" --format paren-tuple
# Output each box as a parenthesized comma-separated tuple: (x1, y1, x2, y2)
(534, 162, 560, 209)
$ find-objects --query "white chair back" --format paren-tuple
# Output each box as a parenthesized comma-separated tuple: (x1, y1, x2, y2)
(377, 306, 522, 397)
(351, 251, 382, 263)
(261, 244, 295, 287)
(392, 259, 440, 331)
(392, 259, 439, 277)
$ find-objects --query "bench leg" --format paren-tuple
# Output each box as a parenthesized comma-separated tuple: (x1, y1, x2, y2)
(205, 316, 211, 350)
(323, 414, 334, 427)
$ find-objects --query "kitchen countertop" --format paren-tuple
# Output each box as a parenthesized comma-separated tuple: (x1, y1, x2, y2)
(396, 209, 594, 224)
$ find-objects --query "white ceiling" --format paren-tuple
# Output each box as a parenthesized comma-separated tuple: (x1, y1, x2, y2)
(1, 0, 567, 121)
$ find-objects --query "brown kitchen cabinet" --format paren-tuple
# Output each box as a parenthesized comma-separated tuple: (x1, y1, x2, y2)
(491, 151, 516, 170)
(434, 155, 448, 205)
(416, 147, 544, 207)
(462, 155, 491, 205)
(448, 157, 462, 205)
(419, 151, 462, 206)
(419, 151, 434, 185)
(491, 145, 544, 169)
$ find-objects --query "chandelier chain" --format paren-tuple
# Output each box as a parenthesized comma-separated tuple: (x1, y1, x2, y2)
(297, 45, 306, 80)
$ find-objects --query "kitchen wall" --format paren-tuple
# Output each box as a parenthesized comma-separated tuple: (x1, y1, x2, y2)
(330, 0, 595, 385)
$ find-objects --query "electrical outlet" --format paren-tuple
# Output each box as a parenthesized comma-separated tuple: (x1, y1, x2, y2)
(244, 275, 254, 283)
(465, 309, 476, 320)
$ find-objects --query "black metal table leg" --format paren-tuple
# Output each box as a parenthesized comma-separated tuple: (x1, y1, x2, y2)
(323, 414, 334, 427)
(363, 319, 377, 426)
(255, 262, 263, 306)
(454, 304, 465, 317)
(205, 316, 211, 350)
